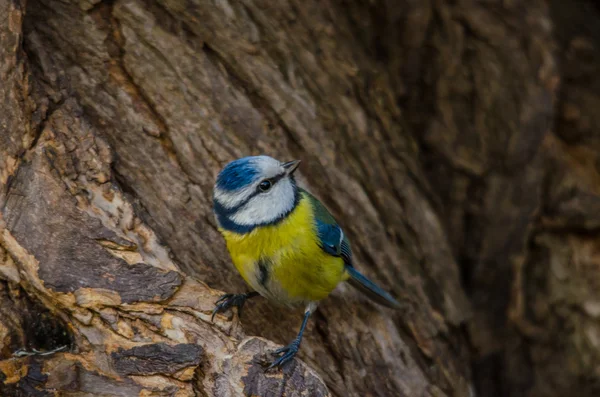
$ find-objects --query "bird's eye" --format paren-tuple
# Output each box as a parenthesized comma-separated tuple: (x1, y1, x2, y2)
(258, 180, 272, 192)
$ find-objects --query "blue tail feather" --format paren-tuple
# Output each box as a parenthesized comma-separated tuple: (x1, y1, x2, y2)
(345, 266, 401, 309)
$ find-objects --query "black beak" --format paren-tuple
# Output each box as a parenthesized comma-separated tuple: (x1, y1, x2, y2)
(282, 160, 301, 176)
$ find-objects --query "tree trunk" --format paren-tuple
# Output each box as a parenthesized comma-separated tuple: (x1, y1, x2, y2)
(0, 0, 599, 396)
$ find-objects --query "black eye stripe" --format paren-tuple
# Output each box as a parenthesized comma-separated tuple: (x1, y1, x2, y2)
(270, 172, 286, 184)
(214, 173, 298, 223)
(217, 172, 291, 215)
(257, 172, 287, 193)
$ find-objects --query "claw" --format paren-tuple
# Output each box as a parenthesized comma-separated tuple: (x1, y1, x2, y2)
(267, 341, 300, 370)
(211, 292, 258, 322)
(272, 346, 287, 356)
(210, 306, 221, 322)
(265, 308, 312, 371)
(215, 293, 233, 305)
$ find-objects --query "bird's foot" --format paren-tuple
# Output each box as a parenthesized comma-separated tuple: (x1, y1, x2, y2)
(267, 339, 300, 370)
(211, 292, 256, 321)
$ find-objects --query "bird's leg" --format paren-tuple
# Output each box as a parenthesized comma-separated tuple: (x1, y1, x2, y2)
(211, 291, 260, 321)
(268, 303, 316, 370)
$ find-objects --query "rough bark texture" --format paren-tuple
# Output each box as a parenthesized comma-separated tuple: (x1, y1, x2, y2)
(0, 0, 599, 396)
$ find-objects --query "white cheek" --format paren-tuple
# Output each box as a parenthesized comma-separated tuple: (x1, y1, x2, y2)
(214, 185, 255, 208)
(231, 179, 295, 225)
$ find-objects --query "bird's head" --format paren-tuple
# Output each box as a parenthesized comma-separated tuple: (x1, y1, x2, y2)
(213, 155, 301, 232)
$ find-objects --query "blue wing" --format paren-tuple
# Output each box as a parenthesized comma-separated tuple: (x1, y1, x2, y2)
(313, 204, 400, 309)
(300, 188, 353, 265)
(302, 189, 401, 309)
(316, 220, 353, 265)
(300, 188, 352, 266)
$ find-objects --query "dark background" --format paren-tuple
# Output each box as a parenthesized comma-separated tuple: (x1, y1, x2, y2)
(1, 0, 600, 396)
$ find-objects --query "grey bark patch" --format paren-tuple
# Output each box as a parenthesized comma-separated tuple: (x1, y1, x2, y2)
(2, 155, 182, 304)
(75, 370, 147, 396)
(235, 339, 330, 397)
(111, 343, 203, 376)
(242, 356, 329, 397)
(0, 359, 50, 397)
(1, 356, 147, 396)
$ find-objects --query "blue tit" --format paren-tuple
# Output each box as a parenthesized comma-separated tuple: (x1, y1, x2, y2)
(211, 155, 401, 369)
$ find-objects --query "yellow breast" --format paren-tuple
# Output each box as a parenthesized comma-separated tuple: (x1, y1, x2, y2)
(220, 193, 346, 304)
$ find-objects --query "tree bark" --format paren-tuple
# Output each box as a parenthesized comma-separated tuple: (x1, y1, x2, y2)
(0, 0, 599, 396)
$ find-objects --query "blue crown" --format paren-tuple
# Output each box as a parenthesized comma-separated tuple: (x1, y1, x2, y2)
(216, 157, 261, 191)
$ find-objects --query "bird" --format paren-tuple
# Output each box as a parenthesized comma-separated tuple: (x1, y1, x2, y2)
(211, 155, 401, 369)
